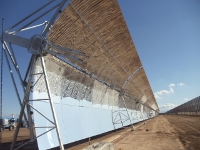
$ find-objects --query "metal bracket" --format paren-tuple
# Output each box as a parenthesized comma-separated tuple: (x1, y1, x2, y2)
(1, 33, 87, 63)
(112, 95, 134, 131)
(28, 34, 45, 55)
(119, 90, 124, 97)
(2, 33, 31, 48)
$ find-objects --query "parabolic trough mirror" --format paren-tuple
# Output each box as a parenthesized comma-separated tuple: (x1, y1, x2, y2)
(1, 0, 159, 150)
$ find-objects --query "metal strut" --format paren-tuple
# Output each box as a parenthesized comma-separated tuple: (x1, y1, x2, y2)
(3, 42, 31, 137)
(112, 93, 134, 131)
(10, 55, 37, 150)
(40, 55, 64, 150)
(11, 54, 65, 150)
(0, 1, 71, 150)
(112, 67, 143, 130)
(0, 18, 4, 150)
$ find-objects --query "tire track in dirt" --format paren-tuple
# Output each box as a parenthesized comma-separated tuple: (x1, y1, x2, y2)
(149, 115, 185, 150)
(112, 119, 152, 150)
(164, 115, 200, 150)
(112, 120, 151, 146)
(161, 115, 185, 150)
(114, 116, 185, 150)
(181, 118, 200, 135)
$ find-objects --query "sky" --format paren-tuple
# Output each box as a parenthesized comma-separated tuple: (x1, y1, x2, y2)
(118, 0, 200, 112)
(0, 0, 200, 116)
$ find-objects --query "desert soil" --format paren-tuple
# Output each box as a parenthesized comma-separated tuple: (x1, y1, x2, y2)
(0, 115, 200, 150)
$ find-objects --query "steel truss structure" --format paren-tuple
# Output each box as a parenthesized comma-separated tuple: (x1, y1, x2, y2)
(1, 0, 159, 150)
(166, 96, 200, 115)
(111, 95, 134, 130)
(1, 1, 69, 149)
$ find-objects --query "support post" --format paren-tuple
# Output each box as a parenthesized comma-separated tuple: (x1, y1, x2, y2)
(40, 55, 64, 150)
(11, 55, 37, 150)
(121, 96, 134, 130)
(3, 48, 29, 122)
(3, 42, 34, 141)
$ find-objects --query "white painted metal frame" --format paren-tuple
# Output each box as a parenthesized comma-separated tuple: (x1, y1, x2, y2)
(111, 66, 155, 130)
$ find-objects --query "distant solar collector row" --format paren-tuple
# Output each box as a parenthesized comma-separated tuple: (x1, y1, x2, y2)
(167, 96, 200, 115)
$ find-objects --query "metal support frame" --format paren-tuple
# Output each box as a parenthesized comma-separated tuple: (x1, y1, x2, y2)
(121, 96, 134, 130)
(40, 55, 64, 149)
(9, 54, 65, 150)
(122, 66, 143, 89)
(10, 55, 37, 150)
(5, 0, 54, 33)
(111, 66, 152, 130)
(138, 86, 150, 99)
(0, 18, 4, 150)
(0, 1, 70, 150)
(111, 68, 142, 130)
(112, 95, 134, 130)
(3, 41, 34, 141)
(3, 45, 28, 119)
(130, 102, 142, 122)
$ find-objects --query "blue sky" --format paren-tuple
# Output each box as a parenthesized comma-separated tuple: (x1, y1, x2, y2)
(118, 0, 200, 112)
(0, 0, 200, 116)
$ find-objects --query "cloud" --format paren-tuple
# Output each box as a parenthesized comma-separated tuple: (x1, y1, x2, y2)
(177, 82, 185, 86)
(154, 82, 185, 99)
(155, 94, 162, 99)
(157, 90, 170, 95)
(170, 88, 174, 93)
(169, 83, 175, 88)
(184, 98, 190, 101)
(154, 87, 174, 99)
(159, 103, 177, 113)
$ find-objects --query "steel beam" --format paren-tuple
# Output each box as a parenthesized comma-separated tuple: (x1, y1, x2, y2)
(6, 0, 54, 32)
(2, 33, 30, 48)
(40, 55, 64, 150)
(10, 55, 37, 150)
(42, 0, 68, 36)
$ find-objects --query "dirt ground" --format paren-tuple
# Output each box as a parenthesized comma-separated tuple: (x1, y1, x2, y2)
(1, 115, 200, 150)
(113, 115, 200, 150)
(0, 127, 38, 150)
